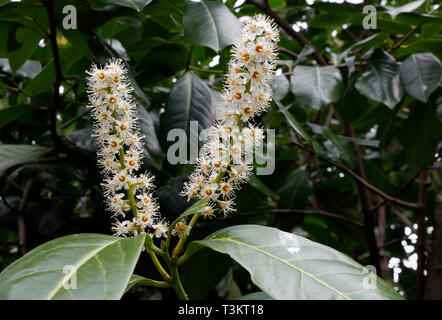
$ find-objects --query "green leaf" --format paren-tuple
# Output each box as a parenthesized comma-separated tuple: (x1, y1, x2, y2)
(290, 66, 343, 110)
(248, 174, 280, 202)
(355, 50, 403, 109)
(236, 292, 272, 300)
(278, 167, 310, 209)
(271, 74, 289, 101)
(168, 197, 210, 235)
(101, 0, 152, 12)
(7, 27, 40, 74)
(190, 225, 403, 300)
(183, 0, 242, 52)
(274, 99, 311, 142)
(384, 0, 425, 20)
(400, 101, 442, 173)
(337, 33, 389, 63)
(64, 128, 97, 155)
(136, 106, 164, 170)
(399, 53, 442, 103)
(321, 128, 357, 169)
(0, 144, 50, 175)
(0, 233, 146, 299)
(181, 248, 231, 299)
(159, 72, 215, 153)
(0, 105, 36, 128)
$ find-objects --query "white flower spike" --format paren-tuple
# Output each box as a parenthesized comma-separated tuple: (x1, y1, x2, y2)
(181, 15, 279, 216)
(86, 58, 167, 238)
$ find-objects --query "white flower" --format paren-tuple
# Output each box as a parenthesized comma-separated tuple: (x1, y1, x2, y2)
(86, 58, 167, 237)
(171, 219, 191, 238)
(180, 15, 279, 217)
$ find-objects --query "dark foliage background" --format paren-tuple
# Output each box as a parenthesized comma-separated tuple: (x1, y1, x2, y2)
(0, 0, 441, 300)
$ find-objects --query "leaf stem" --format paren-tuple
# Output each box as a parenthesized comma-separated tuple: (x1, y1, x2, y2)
(135, 278, 172, 288)
(145, 245, 172, 283)
(171, 212, 201, 260)
(170, 264, 188, 300)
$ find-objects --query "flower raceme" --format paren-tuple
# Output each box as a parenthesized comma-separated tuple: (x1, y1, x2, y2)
(86, 59, 169, 238)
(181, 15, 279, 217)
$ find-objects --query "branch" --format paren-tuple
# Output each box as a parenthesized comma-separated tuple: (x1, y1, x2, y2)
(44, 0, 62, 150)
(389, 24, 420, 54)
(246, 0, 328, 66)
(344, 121, 380, 275)
(416, 168, 428, 299)
(278, 46, 298, 59)
(290, 140, 420, 210)
(17, 180, 33, 256)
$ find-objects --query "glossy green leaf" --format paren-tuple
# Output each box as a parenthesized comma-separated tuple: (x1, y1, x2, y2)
(321, 128, 357, 169)
(7, 27, 40, 74)
(183, 0, 242, 52)
(236, 292, 272, 300)
(384, 0, 425, 19)
(0, 233, 146, 299)
(274, 99, 311, 142)
(159, 72, 215, 153)
(278, 167, 310, 209)
(136, 106, 164, 170)
(399, 52, 442, 102)
(249, 174, 280, 202)
(400, 101, 442, 173)
(168, 197, 210, 234)
(290, 66, 343, 110)
(0, 105, 35, 128)
(355, 50, 403, 109)
(190, 225, 403, 300)
(102, 0, 152, 12)
(271, 74, 289, 101)
(0, 144, 50, 175)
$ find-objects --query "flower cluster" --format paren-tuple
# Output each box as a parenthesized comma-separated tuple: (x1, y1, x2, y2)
(86, 59, 168, 238)
(181, 15, 279, 217)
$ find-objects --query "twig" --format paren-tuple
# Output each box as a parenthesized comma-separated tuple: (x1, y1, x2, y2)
(278, 46, 298, 59)
(416, 168, 428, 299)
(290, 140, 420, 210)
(389, 25, 420, 54)
(17, 180, 33, 256)
(44, 0, 63, 150)
(344, 121, 381, 275)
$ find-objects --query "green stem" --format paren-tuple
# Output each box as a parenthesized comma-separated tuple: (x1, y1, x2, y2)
(136, 278, 172, 288)
(188, 65, 225, 74)
(146, 246, 172, 283)
(171, 212, 201, 260)
(170, 264, 188, 300)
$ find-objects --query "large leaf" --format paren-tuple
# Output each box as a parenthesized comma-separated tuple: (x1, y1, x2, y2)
(355, 50, 403, 109)
(290, 66, 343, 110)
(101, 0, 152, 12)
(65, 128, 97, 155)
(399, 52, 442, 102)
(321, 128, 357, 169)
(0, 233, 146, 299)
(274, 99, 311, 142)
(188, 225, 403, 300)
(278, 167, 310, 209)
(136, 106, 164, 170)
(384, 0, 425, 19)
(0, 105, 36, 128)
(183, 0, 242, 52)
(400, 101, 442, 173)
(7, 27, 40, 74)
(0, 144, 50, 175)
(159, 72, 215, 155)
